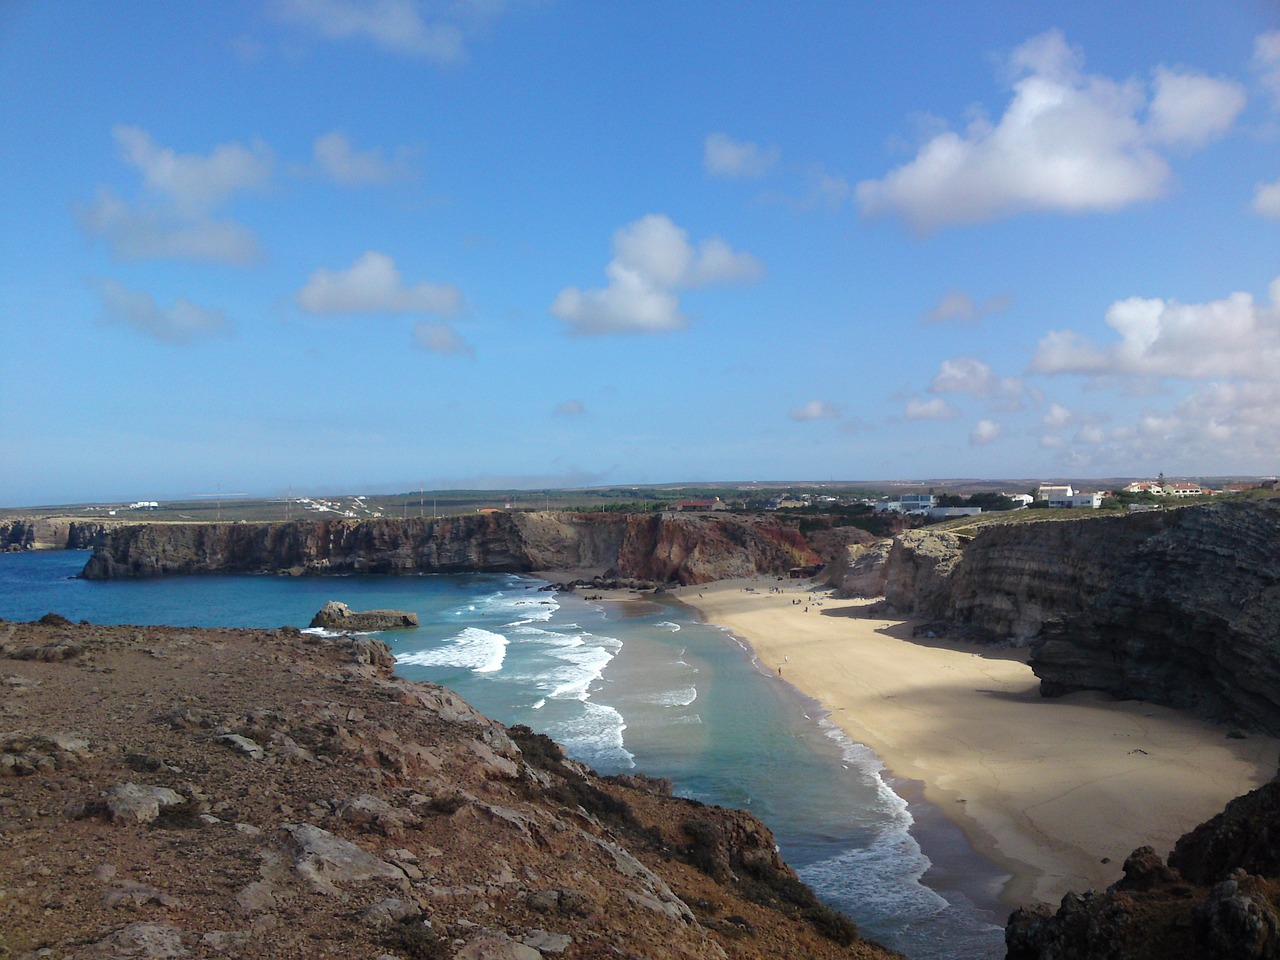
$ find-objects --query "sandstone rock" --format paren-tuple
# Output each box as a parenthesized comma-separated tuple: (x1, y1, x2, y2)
(75, 921, 187, 958)
(310, 601, 419, 631)
(523, 929, 572, 954)
(105, 782, 185, 824)
(455, 932, 543, 960)
(217, 733, 265, 760)
(281, 822, 407, 894)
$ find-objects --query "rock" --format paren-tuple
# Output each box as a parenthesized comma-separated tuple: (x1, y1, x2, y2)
(217, 734, 265, 760)
(281, 823, 407, 894)
(455, 932, 543, 960)
(309, 601, 419, 631)
(360, 897, 422, 924)
(105, 782, 185, 824)
(523, 930, 572, 954)
(75, 921, 188, 958)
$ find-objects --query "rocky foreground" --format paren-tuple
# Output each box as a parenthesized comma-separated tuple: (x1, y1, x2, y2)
(0, 617, 897, 960)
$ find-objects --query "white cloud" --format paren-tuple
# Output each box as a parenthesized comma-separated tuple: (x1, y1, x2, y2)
(313, 131, 412, 185)
(412, 321, 471, 354)
(1253, 179, 1280, 220)
(297, 251, 463, 315)
(922, 290, 1010, 324)
(856, 30, 1243, 232)
(1145, 67, 1246, 148)
(789, 400, 840, 422)
(550, 214, 763, 335)
(704, 132, 780, 179)
(93, 278, 233, 344)
(271, 0, 465, 63)
(904, 397, 959, 421)
(1031, 278, 1280, 380)
(929, 357, 997, 395)
(553, 399, 587, 418)
(1254, 30, 1280, 107)
(78, 127, 271, 264)
(928, 356, 1024, 409)
(1042, 402, 1073, 428)
(970, 419, 1003, 445)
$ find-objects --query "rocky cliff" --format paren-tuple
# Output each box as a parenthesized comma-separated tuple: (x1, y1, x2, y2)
(0, 616, 894, 960)
(1, 518, 114, 551)
(79, 512, 820, 586)
(825, 501, 1280, 734)
(1006, 774, 1280, 960)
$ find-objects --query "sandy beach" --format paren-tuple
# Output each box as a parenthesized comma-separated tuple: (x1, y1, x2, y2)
(672, 576, 1280, 907)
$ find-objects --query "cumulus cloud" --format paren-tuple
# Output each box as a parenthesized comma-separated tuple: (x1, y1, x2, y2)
(271, 0, 465, 63)
(1254, 30, 1280, 107)
(789, 399, 840, 422)
(921, 290, 1010, 324)
(412, 321, 471, 354)
(1031, 278, 1280, 381)
(904, 397, 959, 421)
(856, 30, 1244, 232)
(550, 214, 763, 335)
(1043, 402, 1073, 428)
(927, 356, 1024, 409)
(312, 131, 412, 185)
(553, 399, 587, 417)
(297, 251, 463, 315)
(704, 132, 780, 179)
(970, 419, 1003, 445)
(93, 278, 233, 344)
(1145, 67, 1246, 148)
(1253, 180, 1280, 220)
(78, 126, 271, 264)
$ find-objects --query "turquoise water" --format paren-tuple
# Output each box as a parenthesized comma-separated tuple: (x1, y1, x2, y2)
(0, 551, 1006, 958)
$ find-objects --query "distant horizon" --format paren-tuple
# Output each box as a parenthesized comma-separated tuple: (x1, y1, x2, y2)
(4, 472, 1276, 513)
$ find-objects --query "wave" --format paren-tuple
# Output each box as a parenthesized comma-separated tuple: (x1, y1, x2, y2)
(394, 626, 508, 673)
(655, 621, 681, 632)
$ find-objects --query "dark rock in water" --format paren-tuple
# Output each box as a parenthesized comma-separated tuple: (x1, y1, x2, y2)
(309, 601, 418, 631)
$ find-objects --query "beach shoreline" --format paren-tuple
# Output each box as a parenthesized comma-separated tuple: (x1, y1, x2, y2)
(663, 575, 1280, 908)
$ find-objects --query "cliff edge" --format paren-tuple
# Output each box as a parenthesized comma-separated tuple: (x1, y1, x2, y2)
(0, 616, 895, 960)
(79, 512, 820, 586)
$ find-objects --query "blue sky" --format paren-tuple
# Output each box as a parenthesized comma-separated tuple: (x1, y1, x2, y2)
(3, 1, 1279, 505)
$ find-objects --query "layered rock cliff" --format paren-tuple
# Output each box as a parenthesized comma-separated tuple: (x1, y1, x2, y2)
(0, 617, 893, 960)
(1006, 775, 1280, 960)
(0, 518, 114, 551)
(825, 501, 1280, 734)
(80, 512, 820, 586)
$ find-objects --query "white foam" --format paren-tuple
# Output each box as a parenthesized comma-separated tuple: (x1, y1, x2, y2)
(799, 830, 946, 926)
(656, 620, 681, 632)
(547, 700, 634, 769)
(646, 684, 698, 707)
(394, 626, 508, 673)
(817, 717, 913, 827)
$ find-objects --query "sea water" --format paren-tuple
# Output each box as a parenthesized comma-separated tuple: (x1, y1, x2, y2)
(0, 551, 1006, 959)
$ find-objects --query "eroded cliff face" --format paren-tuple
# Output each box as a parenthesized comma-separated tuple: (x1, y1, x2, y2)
(0, 617, 891, 960)
(825, 501, 1280, 734)
(0, 518, 114, 551)
(80, 512, 820, 586)
(1006, 776, 1280, 960)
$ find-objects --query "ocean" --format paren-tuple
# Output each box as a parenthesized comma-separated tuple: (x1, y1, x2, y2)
(0, 550, 1006, 959)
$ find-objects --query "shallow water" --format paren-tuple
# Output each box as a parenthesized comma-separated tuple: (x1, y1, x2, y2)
(0, 551, 1006, 958)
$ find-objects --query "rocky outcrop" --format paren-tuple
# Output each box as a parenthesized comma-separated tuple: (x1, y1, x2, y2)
(0, 616, 892, 960)
(0, 518, 114, 551)
(310, 601, 419, 631)
(827, 501, 1280, 734)
(80, 512, 820, 586)
(1006, 777, 1280, 960)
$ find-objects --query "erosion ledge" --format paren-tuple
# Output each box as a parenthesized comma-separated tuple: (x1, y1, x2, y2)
(823, 499, 1280, 735)
(79, 511, 820, 586)
(0, 616, 894, 960)
(1, 518, 114, 552)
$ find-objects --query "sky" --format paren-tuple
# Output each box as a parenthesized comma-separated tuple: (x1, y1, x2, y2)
(3, 1, 1280, 506)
